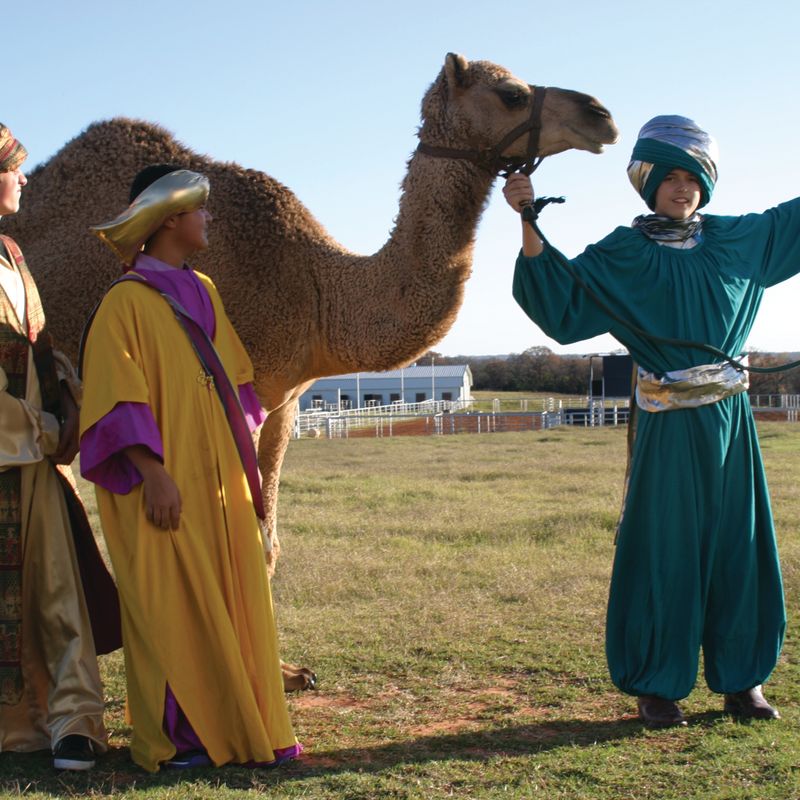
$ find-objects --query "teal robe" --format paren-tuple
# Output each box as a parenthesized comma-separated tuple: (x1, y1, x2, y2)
(513, 198, 800, 699)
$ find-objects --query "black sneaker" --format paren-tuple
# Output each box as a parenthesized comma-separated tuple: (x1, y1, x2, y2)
(165, 749, 211, 769)
(53, 734, 96, 771)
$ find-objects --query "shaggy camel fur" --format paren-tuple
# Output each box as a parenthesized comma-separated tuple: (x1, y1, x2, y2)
(1, 54, 618, 690)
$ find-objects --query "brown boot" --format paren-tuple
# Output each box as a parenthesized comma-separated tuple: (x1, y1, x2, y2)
(637, 695, 687, 728)
(723, 686, 780, 720)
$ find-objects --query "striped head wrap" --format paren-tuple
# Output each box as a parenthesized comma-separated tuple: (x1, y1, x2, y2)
(0, 125, 27, 172)
(627, 115, 718, 210)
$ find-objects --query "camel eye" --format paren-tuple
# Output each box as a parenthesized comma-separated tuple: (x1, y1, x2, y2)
(497, 88, 528, 109)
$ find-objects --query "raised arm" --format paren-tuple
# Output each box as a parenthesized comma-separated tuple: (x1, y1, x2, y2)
(758, 197, 800, 287)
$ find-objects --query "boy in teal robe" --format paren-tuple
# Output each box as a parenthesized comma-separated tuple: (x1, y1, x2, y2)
(503, 115, 795, 727)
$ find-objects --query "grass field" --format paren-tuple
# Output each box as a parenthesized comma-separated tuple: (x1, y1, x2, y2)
(1, 422, 799, 798)
(469, 390, 588, 413)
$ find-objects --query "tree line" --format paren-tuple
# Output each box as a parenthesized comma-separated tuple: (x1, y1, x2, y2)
(422, 348, 800, 396)
(747, 353, 800, 395)
(422, 347, 592, 394)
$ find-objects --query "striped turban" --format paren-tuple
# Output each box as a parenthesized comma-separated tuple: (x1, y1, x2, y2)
(0, 124, 27, 172)
(627, 115, 718, 211)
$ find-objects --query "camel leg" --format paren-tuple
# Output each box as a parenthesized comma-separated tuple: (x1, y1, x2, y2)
(258, 397, 297, 574)
(258, 397, 317, 692)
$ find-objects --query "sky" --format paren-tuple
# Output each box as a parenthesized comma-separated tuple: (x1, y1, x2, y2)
(6, 0, 800, 356)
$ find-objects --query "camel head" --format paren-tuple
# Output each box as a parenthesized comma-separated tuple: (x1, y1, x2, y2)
(419, 53, 619, 169)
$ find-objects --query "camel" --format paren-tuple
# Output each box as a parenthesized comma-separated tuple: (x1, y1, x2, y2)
(0, 54, 618, 690)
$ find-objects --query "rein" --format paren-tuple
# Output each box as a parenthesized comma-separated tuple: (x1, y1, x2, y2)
(417, 85, 549, 177)
(521, 202, 800, 375)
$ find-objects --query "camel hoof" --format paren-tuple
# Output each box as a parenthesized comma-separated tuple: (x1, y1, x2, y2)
(281, 662, 318, 692)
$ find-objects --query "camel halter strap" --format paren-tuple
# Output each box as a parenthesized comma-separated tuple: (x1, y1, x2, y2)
(522, 202, 800, 375)
(417, 85, 549, 177)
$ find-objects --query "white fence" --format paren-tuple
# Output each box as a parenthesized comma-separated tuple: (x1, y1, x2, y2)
(292, 392, 800, 441)
(750, 394, 800, 422)
(294, 399, 472, 439)
(750, 394, 800, 408)
(293, 397, 631, 440)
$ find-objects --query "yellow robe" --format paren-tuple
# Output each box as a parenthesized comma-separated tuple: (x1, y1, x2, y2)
(0, 251, 107, 753)
(79, 273, 297, 772)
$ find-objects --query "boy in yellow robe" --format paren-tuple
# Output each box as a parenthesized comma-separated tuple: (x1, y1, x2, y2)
(79, 165, 300, 772)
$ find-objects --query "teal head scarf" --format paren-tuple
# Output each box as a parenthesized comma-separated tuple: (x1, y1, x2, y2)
(627, 115, 719, 210)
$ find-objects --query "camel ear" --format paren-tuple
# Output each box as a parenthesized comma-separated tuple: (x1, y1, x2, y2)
(444, 53, 471, 92)
(420, 53, 469, 125)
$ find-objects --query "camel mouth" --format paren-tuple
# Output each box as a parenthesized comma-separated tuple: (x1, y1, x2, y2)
(565, 123, 620, 154)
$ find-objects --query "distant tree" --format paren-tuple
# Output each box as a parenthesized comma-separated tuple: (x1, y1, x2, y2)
(425, 346, 591, 393)
(473, 358, 514, 390)
(749, 352, 800, 395)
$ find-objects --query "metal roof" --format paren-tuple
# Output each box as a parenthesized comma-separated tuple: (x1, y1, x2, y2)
(314, 365, 471, 381)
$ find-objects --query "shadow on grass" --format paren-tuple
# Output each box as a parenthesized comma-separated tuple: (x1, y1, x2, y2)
(0, 716, 655, 795)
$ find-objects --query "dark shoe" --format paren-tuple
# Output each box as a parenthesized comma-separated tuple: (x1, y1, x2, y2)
(165, 749, 212, 769)
(53, 734, 95, 771)
(637, 695, 687, 728)
(724, 685, 780, 720)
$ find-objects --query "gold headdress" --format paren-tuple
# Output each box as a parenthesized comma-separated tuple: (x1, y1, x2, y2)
(90, 169, 209, 264)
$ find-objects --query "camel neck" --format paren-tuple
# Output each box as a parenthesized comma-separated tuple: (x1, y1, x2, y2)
(319, 150, 495, 372)
(387, 150, 494, 263)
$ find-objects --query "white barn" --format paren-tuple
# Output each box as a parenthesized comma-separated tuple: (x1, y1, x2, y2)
(298, 365, 473, 411)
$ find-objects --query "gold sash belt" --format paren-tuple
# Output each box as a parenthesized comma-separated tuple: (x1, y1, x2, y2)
(635, 357, 749, 412)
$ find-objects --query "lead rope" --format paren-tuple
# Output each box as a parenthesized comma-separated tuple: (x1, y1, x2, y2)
(521, 201, 800, 375)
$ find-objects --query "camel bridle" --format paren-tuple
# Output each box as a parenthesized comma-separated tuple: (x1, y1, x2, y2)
(416, 85, 549, 178)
